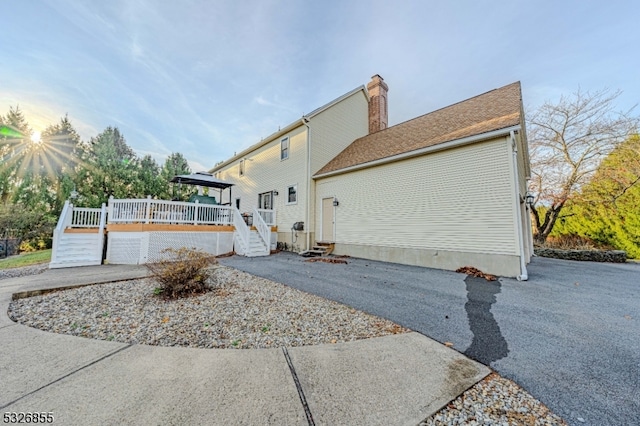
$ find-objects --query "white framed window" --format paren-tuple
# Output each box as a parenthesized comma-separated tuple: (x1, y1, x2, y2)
(239, 159, 245, 176)
(280, 137, 289, 160)
(286, 184, 297, 205)
(258, 191, 273, 209)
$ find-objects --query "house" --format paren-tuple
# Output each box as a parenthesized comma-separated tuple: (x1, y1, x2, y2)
(210, 75, 533, 279)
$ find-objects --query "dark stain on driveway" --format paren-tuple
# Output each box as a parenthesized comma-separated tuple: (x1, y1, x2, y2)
(463, 276, 509, 365)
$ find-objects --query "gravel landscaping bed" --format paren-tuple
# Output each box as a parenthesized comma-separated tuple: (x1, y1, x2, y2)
(0, 263, 48, 280)
(421, 373, 567, 425)
(8, 266, 407, 348)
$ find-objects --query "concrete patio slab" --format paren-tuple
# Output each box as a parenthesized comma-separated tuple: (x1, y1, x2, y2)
(0, 325, 127, 408)
(3, 344, 307, 426)
(287, 332, 489, 426)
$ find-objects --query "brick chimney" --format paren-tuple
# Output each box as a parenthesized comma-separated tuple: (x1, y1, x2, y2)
(367, 74, 388, 134)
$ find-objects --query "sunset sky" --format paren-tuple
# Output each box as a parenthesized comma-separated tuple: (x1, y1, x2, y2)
(2, 0, 638, 172)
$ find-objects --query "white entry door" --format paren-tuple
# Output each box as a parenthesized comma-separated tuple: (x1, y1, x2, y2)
(321, 197, 334, 242)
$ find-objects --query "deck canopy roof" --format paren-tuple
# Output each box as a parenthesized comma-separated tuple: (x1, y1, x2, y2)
(170, 172, 234, 190)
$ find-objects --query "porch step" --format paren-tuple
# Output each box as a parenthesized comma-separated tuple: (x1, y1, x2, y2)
(300, 242, 335, 257)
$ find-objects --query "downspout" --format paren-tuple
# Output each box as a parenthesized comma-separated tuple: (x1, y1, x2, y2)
(510, 130, 528, 281)
(303, 117, 311, 252)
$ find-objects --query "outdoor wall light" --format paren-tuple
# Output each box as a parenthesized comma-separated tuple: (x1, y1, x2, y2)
(273, 190, 279, 196)
(525, 193, 535, 206)
(70, 185, 78, 200)
(333, 198, 339, 206)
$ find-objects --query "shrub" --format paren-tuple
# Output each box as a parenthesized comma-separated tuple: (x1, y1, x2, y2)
(541, 234, 615, 251)
(146, 247, 217, 299)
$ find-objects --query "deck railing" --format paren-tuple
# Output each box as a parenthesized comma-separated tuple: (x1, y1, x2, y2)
(108, 196, 234, 226)
(255, 208, 276, 226)
(253, 207, 270, 252)
(232, 207, 250, 254)
(71, 207, 103, 228)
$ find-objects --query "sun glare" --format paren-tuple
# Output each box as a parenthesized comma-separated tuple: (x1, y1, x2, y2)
(31, 131, 42, 144)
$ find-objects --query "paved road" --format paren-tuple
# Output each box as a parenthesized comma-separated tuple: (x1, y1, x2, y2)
(220, 253, 640, 426)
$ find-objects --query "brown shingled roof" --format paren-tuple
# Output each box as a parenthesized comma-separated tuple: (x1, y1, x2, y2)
(315, 81, 523, 176)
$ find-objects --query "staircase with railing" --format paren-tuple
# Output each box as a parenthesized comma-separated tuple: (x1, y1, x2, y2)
(232, 208, 269, 257)
(50, 201, 106, 268)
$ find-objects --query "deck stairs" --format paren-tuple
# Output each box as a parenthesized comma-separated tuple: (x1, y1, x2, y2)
(50, 232, 103, 268)
(299, 241, 335, 257)
(235, 230, 269, 257)
(50, 201, 106, 269)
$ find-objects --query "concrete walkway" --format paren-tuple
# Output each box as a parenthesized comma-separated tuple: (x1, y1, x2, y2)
(0, 265, 489, 425)
(219, 253, 640, 426)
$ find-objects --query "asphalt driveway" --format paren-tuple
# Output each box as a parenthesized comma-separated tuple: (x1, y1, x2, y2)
(219, 253, 640, 426)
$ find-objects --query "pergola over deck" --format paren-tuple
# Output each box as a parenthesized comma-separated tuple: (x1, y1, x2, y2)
(170, 172, 234, 205)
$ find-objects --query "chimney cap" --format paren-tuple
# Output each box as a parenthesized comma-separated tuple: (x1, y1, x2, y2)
(371, 74, 384, 80)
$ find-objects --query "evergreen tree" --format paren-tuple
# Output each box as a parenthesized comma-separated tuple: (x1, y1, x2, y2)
(74, 127, 140, 207)
(160, 152, 192, 200)
(551, 135, 640, 258)
(137, 154, 164, 197)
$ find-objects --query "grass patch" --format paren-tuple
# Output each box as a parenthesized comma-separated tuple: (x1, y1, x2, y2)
(0, 249, 51, 270)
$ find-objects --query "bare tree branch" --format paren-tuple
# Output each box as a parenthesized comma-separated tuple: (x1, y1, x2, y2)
(527, 88, 640, 242)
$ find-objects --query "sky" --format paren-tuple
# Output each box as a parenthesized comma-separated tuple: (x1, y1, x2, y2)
(2, 0, 638, 173)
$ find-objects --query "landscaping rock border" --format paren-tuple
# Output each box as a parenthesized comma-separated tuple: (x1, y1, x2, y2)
(534, 248, 627, 263)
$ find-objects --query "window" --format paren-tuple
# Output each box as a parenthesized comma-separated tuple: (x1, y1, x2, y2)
(235, 198, 241, 209)
(258, 191, 273, 209)
(239, 159, 244, 176)
(280, 137, 289, 160)
(287, 185, 297, 205)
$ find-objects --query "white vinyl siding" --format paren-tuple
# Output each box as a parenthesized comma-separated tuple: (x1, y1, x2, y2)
(215, 125, 308, 230)
(307, 89, 368, 234)
(315, 137, 518, 255)
(310, 90, 369, 175)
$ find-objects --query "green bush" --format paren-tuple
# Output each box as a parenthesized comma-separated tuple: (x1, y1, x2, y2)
(146, 247, 217, 299)
(0, 203, 56, 251)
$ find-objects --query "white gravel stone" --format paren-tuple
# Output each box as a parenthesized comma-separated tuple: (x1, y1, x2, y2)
(0, 263, 48, 280)
(8, 266, 407, 349)
(420, 373, 567, 426)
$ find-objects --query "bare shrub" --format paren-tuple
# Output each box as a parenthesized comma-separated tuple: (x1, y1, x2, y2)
(540, 235, 615, 251)
(146, 247, 217, 299)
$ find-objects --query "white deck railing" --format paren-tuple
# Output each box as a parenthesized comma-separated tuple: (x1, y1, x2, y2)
(253, 207, 270, 251)
(232, 207, 250, 254)
(108, 197, 234, 226)
(256, 208, 276, 226)
(71, 207, 103, 228)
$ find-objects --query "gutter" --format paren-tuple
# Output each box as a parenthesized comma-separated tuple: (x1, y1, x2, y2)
(209, 86, 368, 175)
(313, 125, 522, 179)
(209, 120, 304, 173)
(303, 117, 311, 251)
(510, 130, 528, 281)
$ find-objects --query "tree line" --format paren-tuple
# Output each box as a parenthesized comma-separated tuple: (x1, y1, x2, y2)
(527, 89, 640, 258)
(0, 106, 193, 249)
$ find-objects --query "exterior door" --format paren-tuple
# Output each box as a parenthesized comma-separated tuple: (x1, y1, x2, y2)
(321, 197, 334, 242)
(258, 192, 273, 209)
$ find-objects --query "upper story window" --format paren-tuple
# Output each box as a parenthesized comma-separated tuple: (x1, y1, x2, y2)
(281, 137, 289, 160)
(239, 159, 245, 176)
